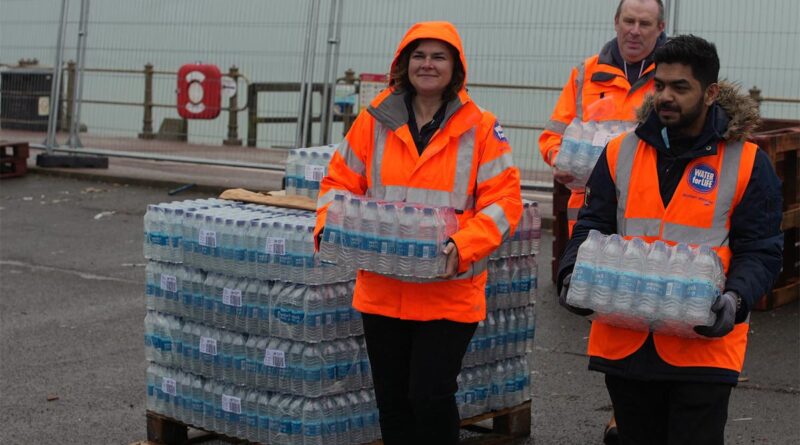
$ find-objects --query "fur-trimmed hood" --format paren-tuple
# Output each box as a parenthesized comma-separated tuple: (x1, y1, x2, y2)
(635, 81, 761, 141)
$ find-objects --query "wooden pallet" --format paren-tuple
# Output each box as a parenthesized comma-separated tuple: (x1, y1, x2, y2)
(141, 401, 531, 445)
(750, 120, 800, 310)
(0, 141, 30, 179)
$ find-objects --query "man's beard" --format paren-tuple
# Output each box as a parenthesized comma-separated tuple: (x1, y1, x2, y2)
(656, 96, 705, 133)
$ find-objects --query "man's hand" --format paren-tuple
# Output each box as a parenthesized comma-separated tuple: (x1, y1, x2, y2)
(559, 273, 594, 316)
(553, 166, 575, 185)
(694, 292, 738, 338)
(439, 241, 459, 279)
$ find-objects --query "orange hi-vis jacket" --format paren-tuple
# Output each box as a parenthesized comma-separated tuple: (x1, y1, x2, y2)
(594, 132, 758, 371)
(314, 22, 522, 323)
(539, 44, 658, 235)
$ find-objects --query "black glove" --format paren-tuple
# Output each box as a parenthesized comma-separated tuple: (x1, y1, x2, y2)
(694, 291, 738, 338)
(559, 273, 594, 317)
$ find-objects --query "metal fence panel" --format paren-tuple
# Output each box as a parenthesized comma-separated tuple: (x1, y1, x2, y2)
(1, 0, 797, 184)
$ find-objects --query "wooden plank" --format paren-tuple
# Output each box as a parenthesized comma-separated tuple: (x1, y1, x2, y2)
(219, 188, 316, 211)
(783, 205, 800, 230)
(146, 412, 188, 445)
(753, 279, 800, 311)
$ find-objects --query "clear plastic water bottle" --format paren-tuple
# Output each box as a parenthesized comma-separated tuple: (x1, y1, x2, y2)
(376, 202, 398, 274)
(555, 119, 581, 176)
(495, 259, 512, 310)
(285, 149, 298, 196)
(614, 237, 647, 317)
(305, 286, 323, 342)
(567, 229, 604, 307)
(637, 240, 669, 320)
(685, 246, 720, 326)
(341, 197, 362, 267)
(302, 399, 324, 445)
(257, 392, 271, 444)
(663, 243, 692, 321)
(590, 234, 623, 309)
(530, 201, 542, 255)
(359, 201, 380, 268)
(320, 194, 345, 263)
(572, 121, 596, 185)
(416, 207, 441, 277)
(396, 205, 419, 275)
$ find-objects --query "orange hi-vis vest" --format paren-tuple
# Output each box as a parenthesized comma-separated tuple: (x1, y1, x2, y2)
(314, 22, 522, 323)
(594, 132, 758, 372)
(540, 53, 657, 235)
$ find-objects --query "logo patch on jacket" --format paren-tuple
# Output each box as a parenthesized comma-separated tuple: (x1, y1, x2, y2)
(493, 121, 508, 142)
(688, 164, 718, 193)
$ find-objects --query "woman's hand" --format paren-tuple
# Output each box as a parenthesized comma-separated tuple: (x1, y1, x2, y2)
(439, 241, 459, 278)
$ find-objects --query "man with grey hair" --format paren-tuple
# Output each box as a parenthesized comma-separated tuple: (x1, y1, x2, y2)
(537, 1, 666, 443)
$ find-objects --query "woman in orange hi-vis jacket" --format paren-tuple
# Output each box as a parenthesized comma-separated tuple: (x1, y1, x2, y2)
(314, 22, 522, 444)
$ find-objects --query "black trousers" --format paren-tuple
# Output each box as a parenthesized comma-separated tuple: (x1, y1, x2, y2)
(361, 312, 477, 445)
(605, 374, 733, 445)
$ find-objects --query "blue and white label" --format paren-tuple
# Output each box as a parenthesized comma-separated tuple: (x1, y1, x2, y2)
(688, 164, 717, 193)
(493, 121, 508, 142)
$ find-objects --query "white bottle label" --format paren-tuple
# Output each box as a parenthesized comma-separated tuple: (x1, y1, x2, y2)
(264, 349, 286, 368)
(305, 165, 326, 182)
(162, 378, 177, 396)
(266, 237, 286, 255)
(160, 274, 177, 293)
(222, 394, 242, 414)
(592, 130, 613, 148)
(199, 229, 217, 247)
(223, 288, 243, 307)
(199, 337, 218, 355)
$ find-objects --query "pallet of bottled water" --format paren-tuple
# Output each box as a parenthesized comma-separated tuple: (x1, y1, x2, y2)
(147, 364, 381, 445)
(143, 198, 353, 284)
(554, 119, 635, 191)
(489, 200, 542, 259)
(284, 145, 336, 199)
(566, 230, 725, 337)
(318, 192, 459, 278)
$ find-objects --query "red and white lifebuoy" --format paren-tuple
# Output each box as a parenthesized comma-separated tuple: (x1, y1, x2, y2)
(177, 63, 222, 119)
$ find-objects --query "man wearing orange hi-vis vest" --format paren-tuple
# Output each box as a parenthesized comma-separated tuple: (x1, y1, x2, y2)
(558, 35, 783, 445)
(540, 0, 667, 237)
(314, 22, 522, 444)
(542, 2, 667, 442)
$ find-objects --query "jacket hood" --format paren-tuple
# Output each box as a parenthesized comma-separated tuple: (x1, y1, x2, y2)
(636, 80, 761, 141)
(389, 21, 468, 89)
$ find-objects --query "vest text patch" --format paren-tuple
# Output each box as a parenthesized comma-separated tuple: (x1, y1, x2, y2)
(688, 164, 718, 194)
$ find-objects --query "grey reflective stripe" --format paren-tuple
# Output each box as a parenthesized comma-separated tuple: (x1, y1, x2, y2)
(316, 189, 336, 209)
(370, 127, 477, 211)
(575, 62, 585, 120)
(452, 128, 477, 210)
(336, 139, 365, 176)
(620, 218, 662, 237)
(384, 257, 489, 283)
(661, 223, 731, 246)
(567, 206, 580, 221)
(477, 152, 514, 184)
(662, 140, 745, 246)
(545, 119, 568, 135)
(480, 203, 511, 240)
(614, 132, 641, 233)
(369, 122, 390, 199)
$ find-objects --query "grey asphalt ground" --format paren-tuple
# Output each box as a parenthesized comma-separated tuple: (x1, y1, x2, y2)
(0, 171, 798, 445)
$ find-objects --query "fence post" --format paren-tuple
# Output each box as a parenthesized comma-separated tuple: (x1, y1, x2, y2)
(223, 65, 242, 146)
(342, 68, 357, 135)
(749, 86, 763, 110)
(139, 63, 155, 139)
(63, 60, 76, 132)
(247, 83, 258, 147)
